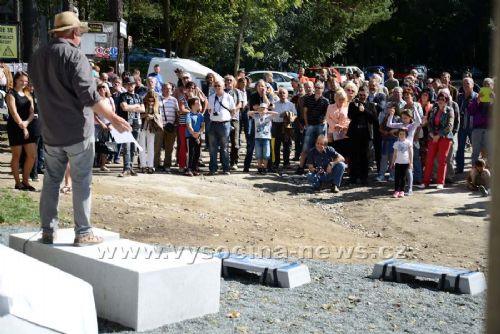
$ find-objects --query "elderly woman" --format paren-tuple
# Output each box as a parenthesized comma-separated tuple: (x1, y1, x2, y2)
(6, 71, 36, 191)
(326, 86, 351, 156)
(423, 91, 455, 189)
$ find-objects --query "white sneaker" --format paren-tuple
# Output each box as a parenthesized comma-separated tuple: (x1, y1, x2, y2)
(436, 184, 444, 189)
(231, 164, 239, 171)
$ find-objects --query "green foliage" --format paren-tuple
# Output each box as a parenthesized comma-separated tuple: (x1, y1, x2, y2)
(0, 190, 39, 225)
(342, 0, 493, 69)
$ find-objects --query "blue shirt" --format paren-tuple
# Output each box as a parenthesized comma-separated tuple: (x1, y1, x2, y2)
(186, 112, 204, 137)
(306, 146, 339, 169)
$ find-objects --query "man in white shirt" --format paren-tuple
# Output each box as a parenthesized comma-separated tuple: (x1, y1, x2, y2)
(207, 79, 235, 175)
(272, 88, 297, 169)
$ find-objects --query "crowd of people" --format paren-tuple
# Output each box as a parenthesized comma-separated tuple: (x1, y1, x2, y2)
(5, 62, 494, 197)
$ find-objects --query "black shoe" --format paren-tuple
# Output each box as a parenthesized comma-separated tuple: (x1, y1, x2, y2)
(22, 183, 36, 192)
(243, 167, 250, 173)
(295, 167, 304, 175)
(445, 178, 456, 185)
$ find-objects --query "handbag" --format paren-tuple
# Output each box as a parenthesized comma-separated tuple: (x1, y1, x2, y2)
(95, 141, 118, 154)
(95, 131, 118, 154)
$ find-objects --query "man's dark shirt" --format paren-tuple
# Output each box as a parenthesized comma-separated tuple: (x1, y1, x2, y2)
(306, 146, 339, 169)
(29, 38, 100, 146)
(304, 95, 329, 125)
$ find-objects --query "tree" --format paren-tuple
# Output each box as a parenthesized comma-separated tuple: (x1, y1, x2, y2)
(274, 0, 393, 67)
(230, 0, 300, 75)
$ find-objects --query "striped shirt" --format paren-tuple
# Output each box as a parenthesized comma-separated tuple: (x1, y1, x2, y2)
(160, 95, 179, 125)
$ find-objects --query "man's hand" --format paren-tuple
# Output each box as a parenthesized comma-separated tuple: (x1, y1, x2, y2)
(110, 115, 132, 133)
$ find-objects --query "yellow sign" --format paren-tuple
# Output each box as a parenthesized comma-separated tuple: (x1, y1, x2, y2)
(0, 25, 17, 59)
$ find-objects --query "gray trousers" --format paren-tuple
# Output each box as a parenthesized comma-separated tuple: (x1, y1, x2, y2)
(40, 136, 94, 235)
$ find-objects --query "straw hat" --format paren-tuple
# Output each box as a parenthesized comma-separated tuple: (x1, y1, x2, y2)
(49, 11, 89, 33)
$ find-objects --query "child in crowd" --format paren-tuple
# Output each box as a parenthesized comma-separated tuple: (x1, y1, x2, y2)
(466, 159, 490, 196)
(391, 129, 413, 198)
(185, 97, 205, 176)
(387, 107, 422, 193)
(248, 103, 277, 174)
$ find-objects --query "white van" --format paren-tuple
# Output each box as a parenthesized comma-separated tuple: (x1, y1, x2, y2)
(147, 57, 223, 89)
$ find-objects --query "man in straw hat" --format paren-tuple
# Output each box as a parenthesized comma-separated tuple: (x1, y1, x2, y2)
(29, 11, 131, 246)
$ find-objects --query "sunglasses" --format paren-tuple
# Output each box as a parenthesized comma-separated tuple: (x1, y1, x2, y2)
(98, 86, 106, 90)
(345, 89, 354, 92)
(214, 85, 222, 87)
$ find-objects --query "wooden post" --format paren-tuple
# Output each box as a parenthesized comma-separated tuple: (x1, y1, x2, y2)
(487, 1, 500, 333)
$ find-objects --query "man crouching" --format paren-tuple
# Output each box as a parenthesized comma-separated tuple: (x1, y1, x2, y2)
(306, 135, 346, 193)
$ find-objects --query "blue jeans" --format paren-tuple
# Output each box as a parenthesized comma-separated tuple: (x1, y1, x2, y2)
(378, 137, 396, 178)
(208, 121, 231, 173)
(456, 127, 472, 173)
(244, 118, 255, 170)
(123, 130, 139, 171)
(40, 136, 94, 235)
(307, 162, 346, 190)
(255, 138, 271, 160)
(302, 123, 327, 152)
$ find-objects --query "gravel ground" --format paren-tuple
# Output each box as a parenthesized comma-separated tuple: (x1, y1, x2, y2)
(1, 225, 485, 334)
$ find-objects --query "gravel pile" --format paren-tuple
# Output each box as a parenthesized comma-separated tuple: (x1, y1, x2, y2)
(1, 225, 485, 334)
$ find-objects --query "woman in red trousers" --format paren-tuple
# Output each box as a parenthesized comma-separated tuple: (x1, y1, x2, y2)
(423, 91, 454, 189)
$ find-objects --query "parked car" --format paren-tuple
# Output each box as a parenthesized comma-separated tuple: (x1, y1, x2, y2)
(335, 66, 365, 82)
(364, 65, 386, 80)
(247, 71, 294, 93)
(304, 67, 342, 83)
(147, 57, 223, 89)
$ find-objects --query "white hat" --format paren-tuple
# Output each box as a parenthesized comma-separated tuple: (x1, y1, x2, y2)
(49, 11, 89, 33)
(259, 103, 268, 108)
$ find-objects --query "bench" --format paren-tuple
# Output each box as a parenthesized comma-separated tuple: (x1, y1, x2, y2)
(10, 229, 221, 331)
(0, 244, 97, 334)
(216, 252, 310, 288)
(370, 259, 486, 295)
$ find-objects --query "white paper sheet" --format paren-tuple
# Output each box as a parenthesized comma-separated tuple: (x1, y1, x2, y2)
(110, 128, 143, 151)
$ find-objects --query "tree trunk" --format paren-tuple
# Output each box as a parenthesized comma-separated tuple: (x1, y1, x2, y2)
(162, 0, 171, 57)
(62, 0, 74, 12)
(233, 2, 248, 76)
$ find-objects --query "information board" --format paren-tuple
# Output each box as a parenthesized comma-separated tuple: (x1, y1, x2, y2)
(0, 25, 18, 59)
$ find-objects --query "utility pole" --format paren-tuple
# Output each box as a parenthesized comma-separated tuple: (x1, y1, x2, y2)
(487, 3, 500, 333)
(110, 0, 124, 74)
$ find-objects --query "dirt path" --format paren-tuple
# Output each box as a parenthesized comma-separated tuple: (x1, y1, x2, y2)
(0, 143, 488, 272)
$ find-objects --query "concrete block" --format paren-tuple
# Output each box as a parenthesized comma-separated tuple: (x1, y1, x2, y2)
(8, 228, 120, 250)
(9, 233, 221, 332)
(0, 244, 97, 334)
(216, 253, 311, 288)
(371, 259, 487, 295)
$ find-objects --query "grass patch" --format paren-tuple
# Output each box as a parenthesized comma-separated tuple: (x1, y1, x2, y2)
(0, 189, 39, 224)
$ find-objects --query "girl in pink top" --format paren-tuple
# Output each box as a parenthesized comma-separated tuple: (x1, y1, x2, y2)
(326, 87, 351, 156)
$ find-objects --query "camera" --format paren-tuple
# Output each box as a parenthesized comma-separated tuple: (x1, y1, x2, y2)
(213, 111, 219, 116)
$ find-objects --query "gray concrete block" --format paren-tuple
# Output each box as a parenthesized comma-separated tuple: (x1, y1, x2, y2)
(371, 259, 487, 295)
(9, 233, 221, 332)
(0, 244, 97, 334)
(217, 253, 311, 289)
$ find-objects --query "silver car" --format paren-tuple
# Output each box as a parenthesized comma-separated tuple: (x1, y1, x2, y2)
(247, 71, 294, 93)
